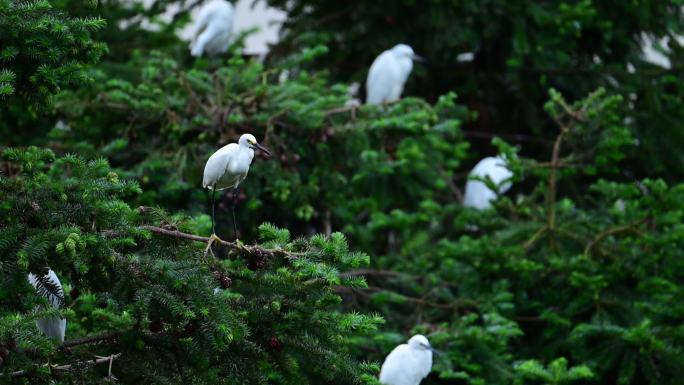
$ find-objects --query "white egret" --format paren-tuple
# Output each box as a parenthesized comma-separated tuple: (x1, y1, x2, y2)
(366, 44, 424, 105)
(27, 269, 66, 342)
(189, 0, 235, 57)
(379, 334, 436, 385)
(463, 156, 513, 210)
(203, 134, 271, 240)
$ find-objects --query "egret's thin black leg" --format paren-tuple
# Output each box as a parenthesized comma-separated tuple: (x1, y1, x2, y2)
(231, 188, 239, 240)
(211, 187, 217, 234)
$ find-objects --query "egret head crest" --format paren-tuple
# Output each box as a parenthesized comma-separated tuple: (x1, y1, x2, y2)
(408, 334, 438, 353)
(391, 44, 415, 58)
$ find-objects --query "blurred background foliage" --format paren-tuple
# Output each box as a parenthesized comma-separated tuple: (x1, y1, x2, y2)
(267, 0, 684, 182)
(2, 0, 684, 384)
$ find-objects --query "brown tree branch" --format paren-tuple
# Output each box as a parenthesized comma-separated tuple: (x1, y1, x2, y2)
(1, 353, 122, 378)
(584, 218, 649, 256)
(61, 331, 120, 348)
(131, 225, 304, 258)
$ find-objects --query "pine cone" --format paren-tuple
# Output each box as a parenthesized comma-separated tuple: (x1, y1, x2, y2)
(247, 250, 266, 270)
(267, 336, 283, 352)
(213, 271, 232, 289)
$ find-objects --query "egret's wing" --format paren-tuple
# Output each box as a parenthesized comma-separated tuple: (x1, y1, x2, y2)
(463, 157, 513, 209)
(203, 144, 234, 189)
(35, 317, 66, 342)
(28, 269, 67, 341)
(366, 51, 399, 105)
(379, 344, 426, 385)
(27, 269, 64, 309)
(190, 1, 216, 43)
(191, 1, 234, 42)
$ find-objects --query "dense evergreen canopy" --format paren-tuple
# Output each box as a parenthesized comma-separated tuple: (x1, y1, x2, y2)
(2, 1, 684, 384)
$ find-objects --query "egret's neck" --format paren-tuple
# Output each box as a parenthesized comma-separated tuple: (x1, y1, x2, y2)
(397, 57, 414, 80)
(238, 144, 254, 158)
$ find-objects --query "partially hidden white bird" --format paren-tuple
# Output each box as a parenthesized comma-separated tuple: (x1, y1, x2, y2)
(463, 156, 513, 210)
(203, 134, 271, 240)
(379, 334, 436, 385)
(189, 0, 235, 57)
(27, 269, 66, 342)
(366, 44, 425, 105)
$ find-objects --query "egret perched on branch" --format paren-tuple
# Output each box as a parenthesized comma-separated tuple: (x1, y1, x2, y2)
(379, 334, 436, 385)
(366, 44, 424, 105)
(203, 134, 271, 241)
(27, 269, 66, 342)
(463, 156, 513, 210)
(189, 0, 235, 57)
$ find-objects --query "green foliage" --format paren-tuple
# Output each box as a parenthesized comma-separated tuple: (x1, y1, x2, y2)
(0, 148, 381, 384)
(3, 1, 684, 385)
(514, 357, 593, 385)
(50, 49, 470, 248)
(266, 0, 684, 181)
(0, 0, 106, 103)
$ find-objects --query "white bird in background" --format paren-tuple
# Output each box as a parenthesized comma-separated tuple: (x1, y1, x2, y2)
(366, 44, 425, 105)
(379, 334, 436, 385)
(203, 134, 271, 240)
(189, 0, 235, 57)
(463, 156, 513, 210)
(27, 269, 66, 342)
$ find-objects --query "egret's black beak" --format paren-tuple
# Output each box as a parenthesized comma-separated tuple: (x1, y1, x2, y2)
(422, 343, 441, 354)
(413, 54, 427, 63)
(253, 143, 272, 157)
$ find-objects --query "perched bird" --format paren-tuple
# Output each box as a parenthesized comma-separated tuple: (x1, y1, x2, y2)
(27, 269, 66, 342)
(379, 334, 436, 385)
(463, 156, 513, 210)
(366, 44, 424, 105)
(203, 134, 271, 240)
(189, 0, 235, 57)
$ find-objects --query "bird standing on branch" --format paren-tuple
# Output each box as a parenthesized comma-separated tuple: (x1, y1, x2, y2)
(463, 156, 513, 210)
(189, 0, 235, 57)
(379, 334, 436, 385)
(27, 269, 66, 342)
(203, 134, 271, 243)
(366, 44, 425, 105)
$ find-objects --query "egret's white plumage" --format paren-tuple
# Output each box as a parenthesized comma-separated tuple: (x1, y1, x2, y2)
(189, 0, 235, 57)
(366, 44, 421, 105)
(379, 334, 434, 385)
(203, 134, 270, 237)
(463, 156, 513, 210)
(27, 269, 66, 342)
(203, 134, 260, 191)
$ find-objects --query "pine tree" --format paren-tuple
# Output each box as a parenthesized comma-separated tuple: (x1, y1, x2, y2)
(0, 147, 382, 384)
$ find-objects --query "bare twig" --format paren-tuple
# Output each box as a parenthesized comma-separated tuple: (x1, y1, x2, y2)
(547, 128, 567, 232)
(523, 225, 549, 253)
(462, 130, 552, 146)
(584, 218, 649, 256)
(1, 353, 122, 378)
(324, 104, 359, 117)
(136, 225, 303, 258)
(61, 331, 119, 348)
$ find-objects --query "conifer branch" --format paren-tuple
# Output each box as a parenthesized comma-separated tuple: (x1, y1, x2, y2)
(136, 225, 302, 258)
(0, 353, 122, 378)
(61, 331, 120, 348)
(583, 217, 649, 256)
